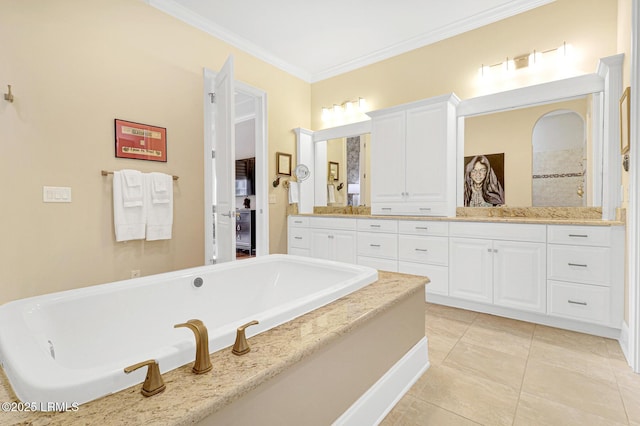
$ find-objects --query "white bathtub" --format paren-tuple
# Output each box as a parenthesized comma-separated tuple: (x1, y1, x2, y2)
(0, 255, 377, 410)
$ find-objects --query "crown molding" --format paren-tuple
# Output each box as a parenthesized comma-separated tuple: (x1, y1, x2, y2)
(147, 0, 555, 84)
(146, 0, 313, 82)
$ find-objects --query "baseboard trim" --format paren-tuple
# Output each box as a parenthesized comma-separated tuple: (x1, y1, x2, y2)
(620, 321, 631, 365)
(333, 337, 429, 426)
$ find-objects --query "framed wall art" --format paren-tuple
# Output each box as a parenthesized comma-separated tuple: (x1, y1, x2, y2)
(276, 152, 291, 176)
(115, 119, 167, 162)
(329, 161, 339, 181)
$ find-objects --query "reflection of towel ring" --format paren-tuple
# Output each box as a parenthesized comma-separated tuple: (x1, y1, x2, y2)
(293, 164, 310, 182)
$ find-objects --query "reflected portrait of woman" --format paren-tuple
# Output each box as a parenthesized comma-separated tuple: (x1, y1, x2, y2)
(464, 155, 505, 207)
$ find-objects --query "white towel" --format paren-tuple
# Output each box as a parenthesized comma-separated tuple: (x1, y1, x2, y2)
(288, 181, 299, 204)
(327, 184, 336, 204)
(113, 170, 146, 242)
(145, 172, 173, 241)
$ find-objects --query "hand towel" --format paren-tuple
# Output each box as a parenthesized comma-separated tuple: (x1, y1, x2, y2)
(113, 170, 146, 242)
(327, 184, 336, 204)
(145, 172, 173, 241)
(121, 169, 144, 207)
(288, 181, 299, 204)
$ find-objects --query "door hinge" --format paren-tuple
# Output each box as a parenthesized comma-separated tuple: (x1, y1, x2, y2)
(212, 205, 216, 213)
(211, 150, 215, 159)
(208, 92, 216, 103)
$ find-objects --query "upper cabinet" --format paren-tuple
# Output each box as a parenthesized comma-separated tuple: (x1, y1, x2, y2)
(368, 94, 460, 216)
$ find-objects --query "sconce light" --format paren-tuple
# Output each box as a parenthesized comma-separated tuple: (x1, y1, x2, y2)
(479, 42, 572, 79)
(321, 97, 368, 122)
(4, 84, 14, 103)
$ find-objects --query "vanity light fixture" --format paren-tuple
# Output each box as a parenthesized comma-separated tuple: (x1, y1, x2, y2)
(321, 97, 368, 122)
(479, 42, 573, 78)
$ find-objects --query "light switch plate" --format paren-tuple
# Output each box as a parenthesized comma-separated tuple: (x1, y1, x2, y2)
(43, 186, 72, 203)
(269, 194, 277, 204)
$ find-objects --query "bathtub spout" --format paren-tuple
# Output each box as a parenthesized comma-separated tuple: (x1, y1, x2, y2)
(174, 319, 213, 374)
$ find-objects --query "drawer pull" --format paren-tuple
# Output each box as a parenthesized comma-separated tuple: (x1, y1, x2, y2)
(370, 244, 381, 247)
(294, 237, 303, 240)
(415, 226, 429, 230)
(568, 263, 588, 268)
(381, 208, 392, 211)
(294, 220, 303, 224)
(419, 208, 432, 211)
(568, 234, 588, 238)
(568, 299, 588, 306)
(415, 248, 428, 252)
(369, 224, 381, 228)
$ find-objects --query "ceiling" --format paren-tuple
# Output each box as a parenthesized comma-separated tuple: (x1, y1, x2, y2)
(148, 0, 554, 83)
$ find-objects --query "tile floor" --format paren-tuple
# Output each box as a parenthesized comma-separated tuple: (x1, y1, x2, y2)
(382, 303, 640, 425)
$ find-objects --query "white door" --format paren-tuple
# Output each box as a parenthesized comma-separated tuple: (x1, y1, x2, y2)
(213, 56, 236, 263)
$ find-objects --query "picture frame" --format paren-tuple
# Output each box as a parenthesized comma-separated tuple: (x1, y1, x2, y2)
(276, 152, 292, 176)
(115, 119, 167, 162)
(620, 86, 631, 155)
(328, 161, 339, 181)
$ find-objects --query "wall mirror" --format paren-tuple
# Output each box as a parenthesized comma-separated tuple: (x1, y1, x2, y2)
(296, 120, 371, 213)
(457, 54, 623, 219)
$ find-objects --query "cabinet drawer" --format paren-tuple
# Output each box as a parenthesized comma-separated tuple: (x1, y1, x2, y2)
(547, 225, 611, 247)
(398, 235, 448, 266)
(398, 220, 448, 236)
(548, 280, 610, 325)
(309, 216, 356, 230)
(288, 228, 310, 249)
(288, 247, 310, 257)
(357, 218, 398, 233)
(449, 222, 546, 242)
(288, 216, 309, 228)
(403, 202, 449, 217)
(399, 262, 448, 296)
(357, 232, 398, 259)
(358, 256, 398, 272)
(547, 245, 610, 286)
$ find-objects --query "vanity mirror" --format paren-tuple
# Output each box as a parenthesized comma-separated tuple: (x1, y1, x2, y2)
(457, 54, 624, 219)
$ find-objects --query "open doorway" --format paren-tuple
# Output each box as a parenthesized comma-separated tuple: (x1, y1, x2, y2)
(204, 67, 268, 265)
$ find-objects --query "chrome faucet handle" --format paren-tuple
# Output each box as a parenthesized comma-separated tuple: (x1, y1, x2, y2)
(232, 320, 259, 356)
(124, 359, 166, 397)
(174, 319, 213, 374)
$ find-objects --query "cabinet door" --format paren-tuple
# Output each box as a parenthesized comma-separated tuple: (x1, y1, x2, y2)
(333, 230, 357, 264)
(371, 111, 406, 205)
(493, 240, 546, 313)
(449, 237, 493, 303)
(405, 103, 448, 206)
(309, 228, 332, 261)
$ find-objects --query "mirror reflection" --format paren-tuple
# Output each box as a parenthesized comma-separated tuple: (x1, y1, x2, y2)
(324, 135, 371, 207)
(463, 96, 598, 207)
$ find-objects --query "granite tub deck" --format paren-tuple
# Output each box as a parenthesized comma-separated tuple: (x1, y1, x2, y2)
(0, 271, 427, 426)
(305, 206, 625, 226)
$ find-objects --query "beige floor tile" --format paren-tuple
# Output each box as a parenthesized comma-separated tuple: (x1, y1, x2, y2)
(514, 391, 629, 426)
(606, 338, 628, 361)
(533, 324, 609, 358)
(413, 364, 519, 426)
(380, 392, 417, 425)
(425, 312, 471, 340)
(403, 398, 481, 425)
(426, 333, 458, 365)
(460, 321, 532, 358)
(474, 312, 536, 337)
(522, 359, 628, 423)
(616, 370, 640, 424)
(425, 303, 479, 324)
(443, 340, 527, 390)
(528, 338, 617, 383)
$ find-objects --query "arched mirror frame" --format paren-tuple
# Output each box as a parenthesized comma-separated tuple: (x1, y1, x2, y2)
(457, 54, 624, 220)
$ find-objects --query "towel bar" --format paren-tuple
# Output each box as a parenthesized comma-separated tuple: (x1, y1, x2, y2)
(101, 170, 179, 181)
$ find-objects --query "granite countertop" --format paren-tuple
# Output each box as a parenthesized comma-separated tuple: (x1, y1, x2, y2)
(293, 206, 625, 226)
(0, 272, 427, 426)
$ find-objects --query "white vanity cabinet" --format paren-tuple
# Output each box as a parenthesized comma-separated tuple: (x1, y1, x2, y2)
(397, 221, 449, 296)
(449, 222, 547, 313)
(287, 216, 310, 256)
(368, 94, 459, 217)
(308, 217, 357, 264)
(547, 225, 624, 327)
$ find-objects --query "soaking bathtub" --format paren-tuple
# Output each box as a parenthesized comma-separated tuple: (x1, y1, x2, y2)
(0, 254, 378, 410)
